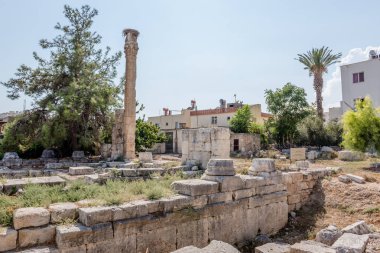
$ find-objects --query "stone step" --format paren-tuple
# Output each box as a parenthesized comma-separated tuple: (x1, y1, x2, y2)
(69, 166, 95, 175)
(2, 176, 66, 194)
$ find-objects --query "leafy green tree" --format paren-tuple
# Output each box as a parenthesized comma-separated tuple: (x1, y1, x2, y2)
(248, 122, 268, 148)
(135, 119, 167, 152)
(229, 105, 252, 133)
(1, 5, 121, 156)
(265, 83, 310, 147)
(296, 47, 341, 119)
(326, 119, 343, 146)
(342, 97, 380, 152)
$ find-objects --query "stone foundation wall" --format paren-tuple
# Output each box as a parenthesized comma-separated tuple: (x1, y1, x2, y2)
(181, 127, 230, 169)
(0, 166, 334, 253)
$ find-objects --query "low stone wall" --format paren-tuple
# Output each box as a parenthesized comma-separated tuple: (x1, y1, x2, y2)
(0, 160, 334, 253)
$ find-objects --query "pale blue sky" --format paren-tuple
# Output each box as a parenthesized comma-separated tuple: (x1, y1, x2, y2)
(1, 0, 380, 117)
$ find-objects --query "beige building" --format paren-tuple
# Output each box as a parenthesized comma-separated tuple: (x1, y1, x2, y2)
(148, 100, 270, 154)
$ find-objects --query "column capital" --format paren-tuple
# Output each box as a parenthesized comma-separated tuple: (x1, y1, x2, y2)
(123, 28, 139, 56)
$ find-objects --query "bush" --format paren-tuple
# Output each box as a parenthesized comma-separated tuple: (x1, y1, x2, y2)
(342, 97, 380, 152)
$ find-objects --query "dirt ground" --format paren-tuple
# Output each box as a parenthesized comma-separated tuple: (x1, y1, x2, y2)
(233, 157, 380, 252)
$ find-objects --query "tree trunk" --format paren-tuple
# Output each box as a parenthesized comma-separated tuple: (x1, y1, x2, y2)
(314, 72, 324, 120)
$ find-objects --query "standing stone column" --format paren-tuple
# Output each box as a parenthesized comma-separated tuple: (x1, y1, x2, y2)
(123, 29, 139, 160)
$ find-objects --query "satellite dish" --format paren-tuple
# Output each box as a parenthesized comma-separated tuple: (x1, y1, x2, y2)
(369, 50, 377, 59)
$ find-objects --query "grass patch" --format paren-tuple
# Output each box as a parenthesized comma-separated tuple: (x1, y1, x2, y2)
(0, 172, 185, 227)
(363, 207, 380, 215)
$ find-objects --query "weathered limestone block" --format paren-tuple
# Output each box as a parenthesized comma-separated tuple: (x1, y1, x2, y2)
(56, 224, 92, 248)
(41, 149, 57, 159)
(287, 194, 301, 205)
(137, 167, 165, 176)
(346, 174, 365, 184)
(78, 206, 114, 226)
(282, 173, 293, 184)
(113, 200, 152, 221)
(208, 192, 233, 204)
(233, 188, 256, 200)
(176, 218, 209, 249)
(121, 168, 137, 177)
(249, 158, 275, 174)
(171, 246, 202, 253)
(16, 246, 59, 253)
(307, 151, 318, 160)
(14, 207, 50, 229)
(205, 159, 235, 176)
(158, 195, 193, 213)
(201, 240, 241, 253)
(69, 166, 94, 175)
(136, 225, 177, 253)
(338, 150, 364, 161)
(4, 176, 66, 194)
(255, 242, 291, 253)
(0, 227, 17, 252)
(19, 225, 56, 248)
(295, 160, 310, 169)
(288, 172, 303, 182)
(332, 233, 369, 253)
(86, 238, 136, 253)
(46, 163, 69, 170)
(290, 240, 336, 253)
(72, 151, 85, 160)
(257, 201, 288, 235)
(239, 175, 266, 188)
(249, 192, 287, 208)
(49, 202, 78, 223)
(29, 170, 43, 177)
(256, 184, 286, 195)
(171, 179, 219, 196)
(3, 152, 19, 160)
(338, 175, 351, 183)
(342, 220, 372, 235)
(91, 222, 114, 243)
(315, 225, 343, 246)
(139, 152, 153, 163)
(201, 175, 244, 192)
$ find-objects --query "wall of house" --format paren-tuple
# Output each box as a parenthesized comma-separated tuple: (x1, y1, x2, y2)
(230, 133, 260, 157)
(0, 168, 334, 253)
(181, 127, 230, 168)
(341, 59, 380, 113)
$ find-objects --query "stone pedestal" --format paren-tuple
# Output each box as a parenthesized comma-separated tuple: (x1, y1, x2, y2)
(139, 152, 153, 163)
(249, 158, 275, 176)
(204, 159, 235, 176)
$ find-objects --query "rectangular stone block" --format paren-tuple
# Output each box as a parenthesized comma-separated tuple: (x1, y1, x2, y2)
(255, 242, 291, 253)
(256, 184, 286, 195)
(176, 219, 209, 249)
(290, 240, 336, 253)
(201, 175, 245, 192)
(91, 222, 114, 243)
(288, 172, 303, 182)
(171, 179, 219, 196)
(191, 195, 208, 209)
(233, 188, 256, 200)
(56, 224, 92, 248)
(290, 148, 306, 161)
(14, 207, 50, 230)
(208, 192, 233, 204)
(239, 175, 266, 188)
(136, 225, 177, 253)
(159, 195, 193, 213)
(49, 202, 78, 224)
(332, 233, 369, 253)
(69, 166, 95, 175)
(86, 237, 136, 253)
(0, 227, 17, 252)
(19, 225, 56, 248)
(78, 206, 114, 226)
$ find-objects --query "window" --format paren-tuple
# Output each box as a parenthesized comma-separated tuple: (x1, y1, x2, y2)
(353, 72, 364, 83)
(227, 116, 231, 121)
(155, 123, 159, 127)
(179, 123, 186, 129)
(165, 122, 168, 126)
(211, 116, 218, 124)
(233, 139, 239, 152)
(175, 122, 179, 129)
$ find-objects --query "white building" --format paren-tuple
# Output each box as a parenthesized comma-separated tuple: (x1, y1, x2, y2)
(341, 51, 380, 113)
(327, 50, 380, 121)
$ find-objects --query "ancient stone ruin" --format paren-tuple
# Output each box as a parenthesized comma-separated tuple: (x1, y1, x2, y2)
(0, 158, 336, 252)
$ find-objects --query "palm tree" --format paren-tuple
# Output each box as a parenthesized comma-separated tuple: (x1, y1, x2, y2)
(296, 47, 342, 119)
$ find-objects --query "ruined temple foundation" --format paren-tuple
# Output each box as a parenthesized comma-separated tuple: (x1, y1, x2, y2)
(0, 159, 337, 253)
